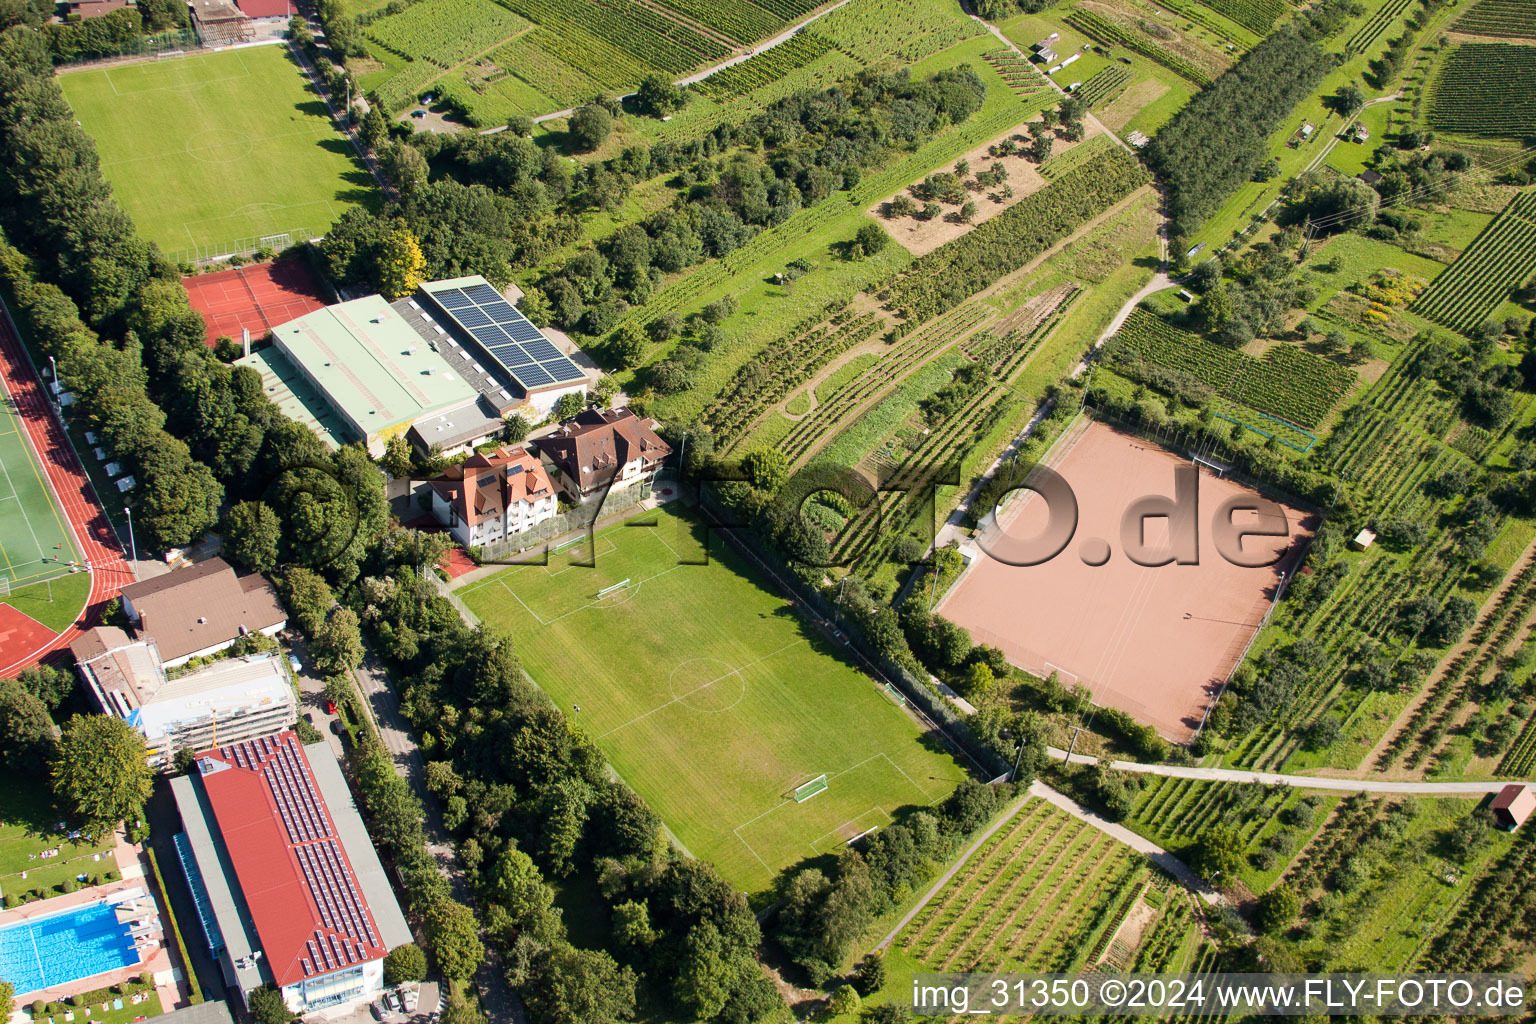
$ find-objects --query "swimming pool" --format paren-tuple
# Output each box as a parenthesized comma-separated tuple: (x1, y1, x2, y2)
(0, 901, 140, 996)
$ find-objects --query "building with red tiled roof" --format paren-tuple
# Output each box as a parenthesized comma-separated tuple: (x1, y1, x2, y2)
(233, 0, 292, 17)
(427, 444, 558, 547)
(537, 408, 672, 502)
(169, 732, 411, 1015)
(1493, 784, 1536, 830)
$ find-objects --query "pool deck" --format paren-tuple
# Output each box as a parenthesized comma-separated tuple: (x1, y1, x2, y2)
(0, 830, 186, 1018)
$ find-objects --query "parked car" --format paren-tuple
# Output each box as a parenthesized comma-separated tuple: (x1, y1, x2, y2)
(370, 1001, 387, 1020)
(411, 109, 427, 118)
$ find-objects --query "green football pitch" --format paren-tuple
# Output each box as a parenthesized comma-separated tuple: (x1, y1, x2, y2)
(58, 45, 375, 260)
(0, 383, 79, 590)
(459, 505, 970, 893)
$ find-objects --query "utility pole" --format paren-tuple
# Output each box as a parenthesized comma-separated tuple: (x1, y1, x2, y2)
(123, 506, 137, 569)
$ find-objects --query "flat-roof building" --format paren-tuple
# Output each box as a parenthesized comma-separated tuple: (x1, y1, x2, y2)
(268, 295, 482, 458)
(258, 278, 590, 458)
(170, 732, 412, 1016)
(71, 626, 296, 771)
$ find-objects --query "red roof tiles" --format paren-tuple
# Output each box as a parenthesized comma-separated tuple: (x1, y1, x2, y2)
(198, 732, 387, 986)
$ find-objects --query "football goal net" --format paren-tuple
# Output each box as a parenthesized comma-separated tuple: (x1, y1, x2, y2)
(794, 775, 828, 803)
(595, 578, 631, 598)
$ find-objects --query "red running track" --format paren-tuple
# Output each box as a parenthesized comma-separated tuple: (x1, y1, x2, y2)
(0, 305, 133, 677)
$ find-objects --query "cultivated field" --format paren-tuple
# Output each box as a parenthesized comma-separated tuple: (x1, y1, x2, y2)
(458, 504, 968, 892)
(59, 46, 373, 260)
(867, 121, 1108, 257)
(940, 418, 1313, 742)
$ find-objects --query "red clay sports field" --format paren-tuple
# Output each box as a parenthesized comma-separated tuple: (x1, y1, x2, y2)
(181, 256, 329, 347)
(939, 418, 1314, 743)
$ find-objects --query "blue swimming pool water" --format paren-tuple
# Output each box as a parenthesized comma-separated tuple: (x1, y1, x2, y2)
(0, 901, 139, 996)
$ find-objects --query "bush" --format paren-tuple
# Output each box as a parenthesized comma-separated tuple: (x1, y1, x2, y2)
(828, 986, 861, 1017)
(852, 953, 886, 996)
(384, 943, 428, 985)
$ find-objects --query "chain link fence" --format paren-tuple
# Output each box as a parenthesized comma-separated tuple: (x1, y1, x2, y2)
(166, 228, 321, 268)
(696, 484, 1011, 780)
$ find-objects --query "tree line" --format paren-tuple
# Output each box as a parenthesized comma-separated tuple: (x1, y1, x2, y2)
(345, 541, 784, 1024)
(1145, 10, 1347, 242)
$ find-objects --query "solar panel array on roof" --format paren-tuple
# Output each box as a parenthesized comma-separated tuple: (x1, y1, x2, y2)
(423, 283, 587, 392)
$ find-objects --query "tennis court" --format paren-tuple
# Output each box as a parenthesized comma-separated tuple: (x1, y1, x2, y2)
(182, 256, 330, 346)
(0, 379, 80, 592)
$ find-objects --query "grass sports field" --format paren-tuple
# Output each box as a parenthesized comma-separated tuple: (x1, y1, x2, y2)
(0, 384, 79, 592)
(58, 45, 374, 260)
(459, 505, 969, 893)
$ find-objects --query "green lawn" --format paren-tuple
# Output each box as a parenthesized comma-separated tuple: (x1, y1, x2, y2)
(58, 45, 375, 260)
(0, 771, 118, 904)
(458, 504, 968, 893)
(2, 572, 90, 634)
(0, 380, 80, 592)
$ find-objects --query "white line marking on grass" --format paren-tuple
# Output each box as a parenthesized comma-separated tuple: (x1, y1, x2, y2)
(598, 638, 808, 739)
(0, 436, 46, 576)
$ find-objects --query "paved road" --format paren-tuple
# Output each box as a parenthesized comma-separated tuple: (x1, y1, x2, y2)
(347, 648, 525, 1024)
(1048, 747, 1516, 794)
(520, 0, 856, 125)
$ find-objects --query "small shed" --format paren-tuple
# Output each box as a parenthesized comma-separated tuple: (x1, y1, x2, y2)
(1360, 169, 1383, 184)
(1351, 528, 1376, 551)
(1353, 123, 1370, 142)
(1036, 47, 1058, 63)
(1492, 784, 1536, 830)
(1031, 32, 1060, 51)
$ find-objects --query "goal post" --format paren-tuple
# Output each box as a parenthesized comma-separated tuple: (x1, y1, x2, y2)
(794, 774, 828, 803)
(595, 578, 631, 598)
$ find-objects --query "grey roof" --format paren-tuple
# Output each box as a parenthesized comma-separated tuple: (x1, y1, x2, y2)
(407, 396, 505, 453)
(169, 774, 268, 995)
(303, 742, 414, 950)
(155, 1001, 234, 1024)
(392, 298, 521, 416)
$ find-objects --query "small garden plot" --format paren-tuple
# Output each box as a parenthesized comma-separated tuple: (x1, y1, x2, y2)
(1104, 307, 1356, 428)
(1064, 8, 1215, 85)
(807, 0, 987, 64)
(1412, 191, 1536, 336)
(1074, 65, 1133, 107)
(1228, 345, 1358, 429)
(868, 119, 1109, 257)
(694, 34, 836, 99)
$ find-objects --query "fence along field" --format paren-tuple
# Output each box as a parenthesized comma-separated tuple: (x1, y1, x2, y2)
(1412, 191, 1536, 335)
(456, 506, 967, 894)
(1426, 42, 1536, 137)
(1452, 0, 1536, 37)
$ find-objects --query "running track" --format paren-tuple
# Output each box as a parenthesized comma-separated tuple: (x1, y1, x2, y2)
(0, 303, 132, 677)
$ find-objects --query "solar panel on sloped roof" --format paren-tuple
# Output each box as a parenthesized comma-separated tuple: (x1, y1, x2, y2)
(517, 364, 555, 387)
(433, 289, 473, 309)
(457, 307, 493, 328)
(523, 338, 561, 362)
(507, 321, 543, 342)
(540, 356, 586, 383)
(464, 283, 501, 303)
